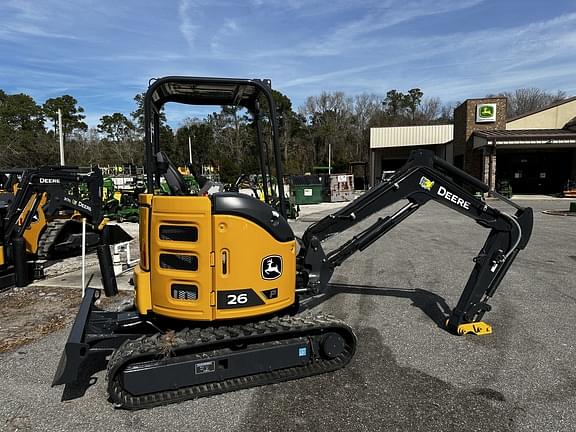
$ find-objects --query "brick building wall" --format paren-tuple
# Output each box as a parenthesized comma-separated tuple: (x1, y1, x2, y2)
(453, 97, 507, 179)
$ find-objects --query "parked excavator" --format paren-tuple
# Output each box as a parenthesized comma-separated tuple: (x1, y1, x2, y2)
(0, 166, 130, 290)
(53, 76, 533, 409)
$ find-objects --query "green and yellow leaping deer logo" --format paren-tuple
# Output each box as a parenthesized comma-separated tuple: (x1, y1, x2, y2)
(479, 105, 494, 118)
(419, 176, 434, 191)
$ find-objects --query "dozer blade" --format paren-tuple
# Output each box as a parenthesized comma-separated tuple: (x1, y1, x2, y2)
(52, 287, 98, 386)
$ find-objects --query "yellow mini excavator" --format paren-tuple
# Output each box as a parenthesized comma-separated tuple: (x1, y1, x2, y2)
(53, 76, 533, 409)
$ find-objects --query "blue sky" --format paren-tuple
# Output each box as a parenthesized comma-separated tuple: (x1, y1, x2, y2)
(1, 0, 575, 128)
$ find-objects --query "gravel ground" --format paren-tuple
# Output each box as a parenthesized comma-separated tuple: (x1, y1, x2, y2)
(0, 197, 575, 432)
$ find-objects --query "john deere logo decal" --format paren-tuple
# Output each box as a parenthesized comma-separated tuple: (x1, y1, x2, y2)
(261, 255, 282, 280)
(419, 176, 434, 191)
(479, 105, 494, 118)
(476, 103, 496, 122)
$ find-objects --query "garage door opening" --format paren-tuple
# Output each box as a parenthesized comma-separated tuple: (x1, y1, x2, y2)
(497, 150, 573, 194)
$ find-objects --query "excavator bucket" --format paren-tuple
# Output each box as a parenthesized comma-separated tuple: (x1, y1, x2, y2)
(43, 221, 133, 258)
(38, 219, 100, 258)
(456, 321, 493, 336)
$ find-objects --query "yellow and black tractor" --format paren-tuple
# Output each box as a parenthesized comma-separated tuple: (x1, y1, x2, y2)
(0, 166, 130, 290)
(53, 76, 533, 409)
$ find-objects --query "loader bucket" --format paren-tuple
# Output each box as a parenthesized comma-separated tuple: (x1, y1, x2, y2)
(104, 224, 134, 244)
(52, 287, 99, 386)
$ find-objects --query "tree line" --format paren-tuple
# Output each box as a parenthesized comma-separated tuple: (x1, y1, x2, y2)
(0, 86, 567, 182)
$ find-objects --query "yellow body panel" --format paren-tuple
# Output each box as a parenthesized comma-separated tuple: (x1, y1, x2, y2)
(134, 265, 152, 315)
(134, 194, 296, 322)
(149, 195, 213, 320)
(213, 215, 295, 320)
(21, 193, 48, 254)
(0, 245, 4, 266)
(138, 194, 152, 271)
(139, 194, 153, 206)
(134, 193, 152, 315)
(19, 193, 85, 256)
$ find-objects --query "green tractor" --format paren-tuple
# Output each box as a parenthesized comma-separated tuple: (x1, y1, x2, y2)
(102, 177, 144, 223)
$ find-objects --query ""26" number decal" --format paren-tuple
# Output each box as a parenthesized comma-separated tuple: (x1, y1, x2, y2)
(226, 293, 248, 305)
(217, 289, 264, 309)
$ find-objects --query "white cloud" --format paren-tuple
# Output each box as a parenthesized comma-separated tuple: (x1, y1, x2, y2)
(311, 0, 485, 55)
(179, 0, 200, 48)
(223, 19, 239, 32)
(275, 10, 576, 102)
(0, 23, 78, 40)
(0, 0, 79, 40)
(1, 0, 575, 124)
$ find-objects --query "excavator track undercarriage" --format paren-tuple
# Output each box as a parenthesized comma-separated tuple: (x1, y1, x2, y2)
(107, 314, 355, 409)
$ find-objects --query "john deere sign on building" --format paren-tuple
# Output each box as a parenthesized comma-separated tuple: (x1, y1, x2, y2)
(476, 103, 497, 123)
(370, 95, 576, 194)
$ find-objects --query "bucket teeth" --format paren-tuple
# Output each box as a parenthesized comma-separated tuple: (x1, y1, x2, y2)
(456, 321, 493, 336)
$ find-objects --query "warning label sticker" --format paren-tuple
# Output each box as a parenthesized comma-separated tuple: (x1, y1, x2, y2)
(195, 361, 216, 375)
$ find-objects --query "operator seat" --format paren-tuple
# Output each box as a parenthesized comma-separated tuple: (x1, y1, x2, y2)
(155, 151, 190, 196)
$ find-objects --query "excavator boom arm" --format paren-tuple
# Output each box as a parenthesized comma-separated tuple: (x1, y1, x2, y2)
(299, 149, 533, 334)
(3, 167, 103, 242)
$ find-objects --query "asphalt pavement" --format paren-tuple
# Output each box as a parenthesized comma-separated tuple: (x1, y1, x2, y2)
(1, 197, 575, 432)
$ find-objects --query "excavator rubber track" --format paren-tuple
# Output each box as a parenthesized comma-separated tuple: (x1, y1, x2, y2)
(36, 220, 63, 258)
(107, 314, 356, 410)
(37, 219, 99, 259)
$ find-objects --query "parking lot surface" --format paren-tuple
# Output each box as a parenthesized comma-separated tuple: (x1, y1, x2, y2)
(1, 198, 575, 432)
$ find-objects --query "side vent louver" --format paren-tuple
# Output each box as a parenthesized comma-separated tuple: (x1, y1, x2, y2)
(160, 254, 198, 271)
(159, 225, 198, 242)
(171, 284, 198, 301)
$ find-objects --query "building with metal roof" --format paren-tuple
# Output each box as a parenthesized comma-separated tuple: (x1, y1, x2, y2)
(370, 96, 576, 194)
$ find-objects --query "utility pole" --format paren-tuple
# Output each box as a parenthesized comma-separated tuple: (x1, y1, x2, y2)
(328, 142, 332, 175)
(58, 108, 65, 166)
(188, 136, 193, 165)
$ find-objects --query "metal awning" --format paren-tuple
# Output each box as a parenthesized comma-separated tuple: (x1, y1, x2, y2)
(473, 129, 576, 149)
(370, 124, 453, 149)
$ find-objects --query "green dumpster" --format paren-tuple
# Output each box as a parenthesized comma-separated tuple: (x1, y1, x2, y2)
(290, 175, 323, 205)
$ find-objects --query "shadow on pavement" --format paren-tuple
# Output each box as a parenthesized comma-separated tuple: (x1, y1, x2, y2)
(299, 283, 452, 330)
(239, 326, 513, 432)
